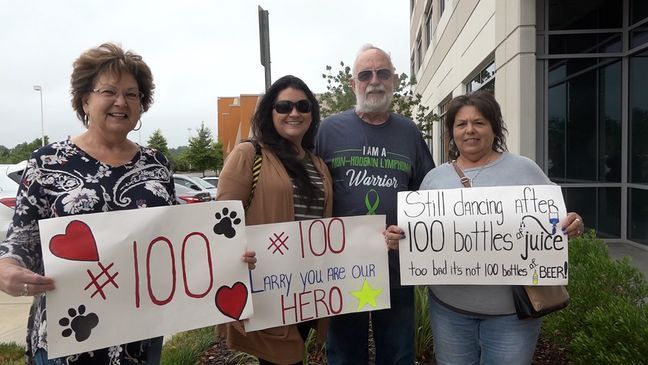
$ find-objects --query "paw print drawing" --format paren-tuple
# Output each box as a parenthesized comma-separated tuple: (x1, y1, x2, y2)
(59, 304, 99, 342)
(213, 207, 241, 238)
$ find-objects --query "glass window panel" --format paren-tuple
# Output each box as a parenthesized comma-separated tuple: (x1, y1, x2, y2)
(549, 33, 622, 54)
(563, 187, 621, 239)
(599, 61, 621, 182)
(467, 62, 495, 93)
(416, 35, 423, 70)
(630, 26, 648, 48)
(629, 188, 648, 244)
(565, 65, 597, 182)
(549, 58, 597, 85)
(548, 84, 566, 180)
(630, 0, 648, 25)
(548, 58, 621, 183)
(425, 3, 434, 47)
(480, 79, 495, 94)
(629, 50, 648, 184)
(548, 61, 566, 85)
(548, 0, 622, 30)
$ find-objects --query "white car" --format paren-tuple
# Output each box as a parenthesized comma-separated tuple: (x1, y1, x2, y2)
(0, 161, 27, 240)
(202, 176, 219, 188)
(173, 174, 216, 200)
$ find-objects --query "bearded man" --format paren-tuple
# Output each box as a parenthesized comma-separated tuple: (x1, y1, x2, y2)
(315, 44, 435, 364)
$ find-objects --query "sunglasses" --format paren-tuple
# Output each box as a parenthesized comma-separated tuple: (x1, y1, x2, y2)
(356, 68, 393, 82)
(274, 100, 312, 114)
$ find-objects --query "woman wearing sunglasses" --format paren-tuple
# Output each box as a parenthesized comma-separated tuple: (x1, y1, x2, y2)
(216, 75, 332, 365)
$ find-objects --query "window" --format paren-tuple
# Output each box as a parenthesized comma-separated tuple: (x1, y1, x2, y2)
(425, 1, 434, 48)
(547, 58, 621, 184)
(537, 0, 648, 242)
(466, 61, 495, 93)
(439, 0, 446, 16)
(631, 0, 648, 25)
(629, 50, 648, 185)
(410, 55, 416, 80)
(548, 0, 621, 30)
(416, 32, 423, 71)
(438, 95, 452, 163)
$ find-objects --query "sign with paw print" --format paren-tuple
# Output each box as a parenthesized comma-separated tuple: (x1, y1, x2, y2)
(243, 215, 390, 332)
(39, 201, 253, 359)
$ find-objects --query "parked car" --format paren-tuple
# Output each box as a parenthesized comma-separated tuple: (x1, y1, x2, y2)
(173, 174, 216, 200)
(0, 161, 27, 240)
(174, 183, 212, 204)
(202, 176, 219, 188)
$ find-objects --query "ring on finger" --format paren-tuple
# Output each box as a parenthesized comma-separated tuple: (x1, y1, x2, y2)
(21, 283, 29, 296)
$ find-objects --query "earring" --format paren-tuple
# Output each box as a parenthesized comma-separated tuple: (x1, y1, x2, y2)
(83, 114, 89, 125)
(133, 119, 142, 131)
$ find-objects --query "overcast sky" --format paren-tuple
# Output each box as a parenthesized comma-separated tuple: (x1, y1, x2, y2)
(0, 0, 411, 149)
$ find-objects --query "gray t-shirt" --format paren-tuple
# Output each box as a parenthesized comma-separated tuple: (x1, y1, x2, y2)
(315, 109, 435, 287)
(420, 152, 552, 315)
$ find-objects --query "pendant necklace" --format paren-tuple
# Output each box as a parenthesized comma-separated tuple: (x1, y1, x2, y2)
(462, 154, 496, 185)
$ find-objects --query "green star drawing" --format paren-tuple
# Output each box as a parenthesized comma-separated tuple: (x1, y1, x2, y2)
(351, 279, 383, 311)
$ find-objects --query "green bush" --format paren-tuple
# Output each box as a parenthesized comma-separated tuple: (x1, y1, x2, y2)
(414, 286, 433, 362)
(161, 326, 216, 365)
(0, 342, 24, 365)
(542, 232, 648, 364)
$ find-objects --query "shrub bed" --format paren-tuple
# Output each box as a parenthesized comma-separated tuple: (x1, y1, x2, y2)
(541, 232, 648, 364)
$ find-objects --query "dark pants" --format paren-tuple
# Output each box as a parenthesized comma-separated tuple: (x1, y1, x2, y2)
(326, 286, 415, 365)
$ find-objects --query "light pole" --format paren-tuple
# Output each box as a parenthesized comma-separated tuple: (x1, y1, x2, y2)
(33, 85, 45, 147)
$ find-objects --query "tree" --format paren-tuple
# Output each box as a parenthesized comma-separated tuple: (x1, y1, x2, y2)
(0, 137, 49, 163)
(147, 129, 169, 155)
(320, 62, 439, 145)
(185, 122, 223, 175)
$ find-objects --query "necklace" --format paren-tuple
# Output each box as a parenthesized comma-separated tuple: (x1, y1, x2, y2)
(466, 165, 488, 185)
(459, 153, 498, 185)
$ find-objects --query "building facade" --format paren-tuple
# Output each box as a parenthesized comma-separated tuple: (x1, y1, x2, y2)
(217, 95, 260, 156)
(410, 0, 648, 245)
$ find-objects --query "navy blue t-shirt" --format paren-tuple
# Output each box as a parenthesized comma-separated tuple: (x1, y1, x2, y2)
(315, 109, 435, 287)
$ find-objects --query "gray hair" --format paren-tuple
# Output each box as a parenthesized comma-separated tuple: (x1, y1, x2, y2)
(352, 43, 395, 76)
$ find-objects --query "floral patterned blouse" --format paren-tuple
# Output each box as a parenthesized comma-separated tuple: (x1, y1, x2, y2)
(0, 139, 176, 364)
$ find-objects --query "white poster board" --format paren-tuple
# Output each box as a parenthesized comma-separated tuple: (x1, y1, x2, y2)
(39, 201, 252, 359)
(398, 185, 568, 286)
(243, 215, 389, 332)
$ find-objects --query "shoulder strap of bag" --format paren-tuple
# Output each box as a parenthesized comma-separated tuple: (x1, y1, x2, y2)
(451, 160, 472, 188)
(245, 142, 262, 210)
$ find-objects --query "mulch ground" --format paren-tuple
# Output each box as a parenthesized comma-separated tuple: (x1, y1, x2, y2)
(198, 335, 570, 365)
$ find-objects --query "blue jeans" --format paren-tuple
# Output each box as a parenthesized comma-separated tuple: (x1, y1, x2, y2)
(428, 297, 542, 365)
(33, 337, 163, 365)
(326, 286, 415, 365)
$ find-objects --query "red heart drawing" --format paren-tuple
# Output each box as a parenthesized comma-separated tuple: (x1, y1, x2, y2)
(215, 282, 248, 320)
(49, 220, 99, 262)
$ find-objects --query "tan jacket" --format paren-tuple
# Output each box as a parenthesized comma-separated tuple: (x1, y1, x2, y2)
(216, 142, 333, 364)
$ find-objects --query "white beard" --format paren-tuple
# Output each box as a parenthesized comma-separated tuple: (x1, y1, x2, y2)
(355, 85, 392, 114)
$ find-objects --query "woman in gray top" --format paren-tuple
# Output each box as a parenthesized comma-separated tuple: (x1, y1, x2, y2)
(386, 91, 584, 365)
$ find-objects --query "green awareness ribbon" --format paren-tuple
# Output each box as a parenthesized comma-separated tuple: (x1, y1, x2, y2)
(364, 189, 380, 215)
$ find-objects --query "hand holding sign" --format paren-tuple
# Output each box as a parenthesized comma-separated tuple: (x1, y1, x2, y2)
(40, 201, 253, 359)
(398, 185, 569, 286)
(243, 215, 390, 332)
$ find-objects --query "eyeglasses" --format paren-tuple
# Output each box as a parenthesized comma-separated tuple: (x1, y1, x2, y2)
(92, 87, 143, 102)
(356, 69, 393, 82)
(273, 100, 312, 114)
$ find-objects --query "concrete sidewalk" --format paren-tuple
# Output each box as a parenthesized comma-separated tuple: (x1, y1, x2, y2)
(608, 241, 648, 278)
(0, 292, 30, 345)
(1, 242, 647, 347)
